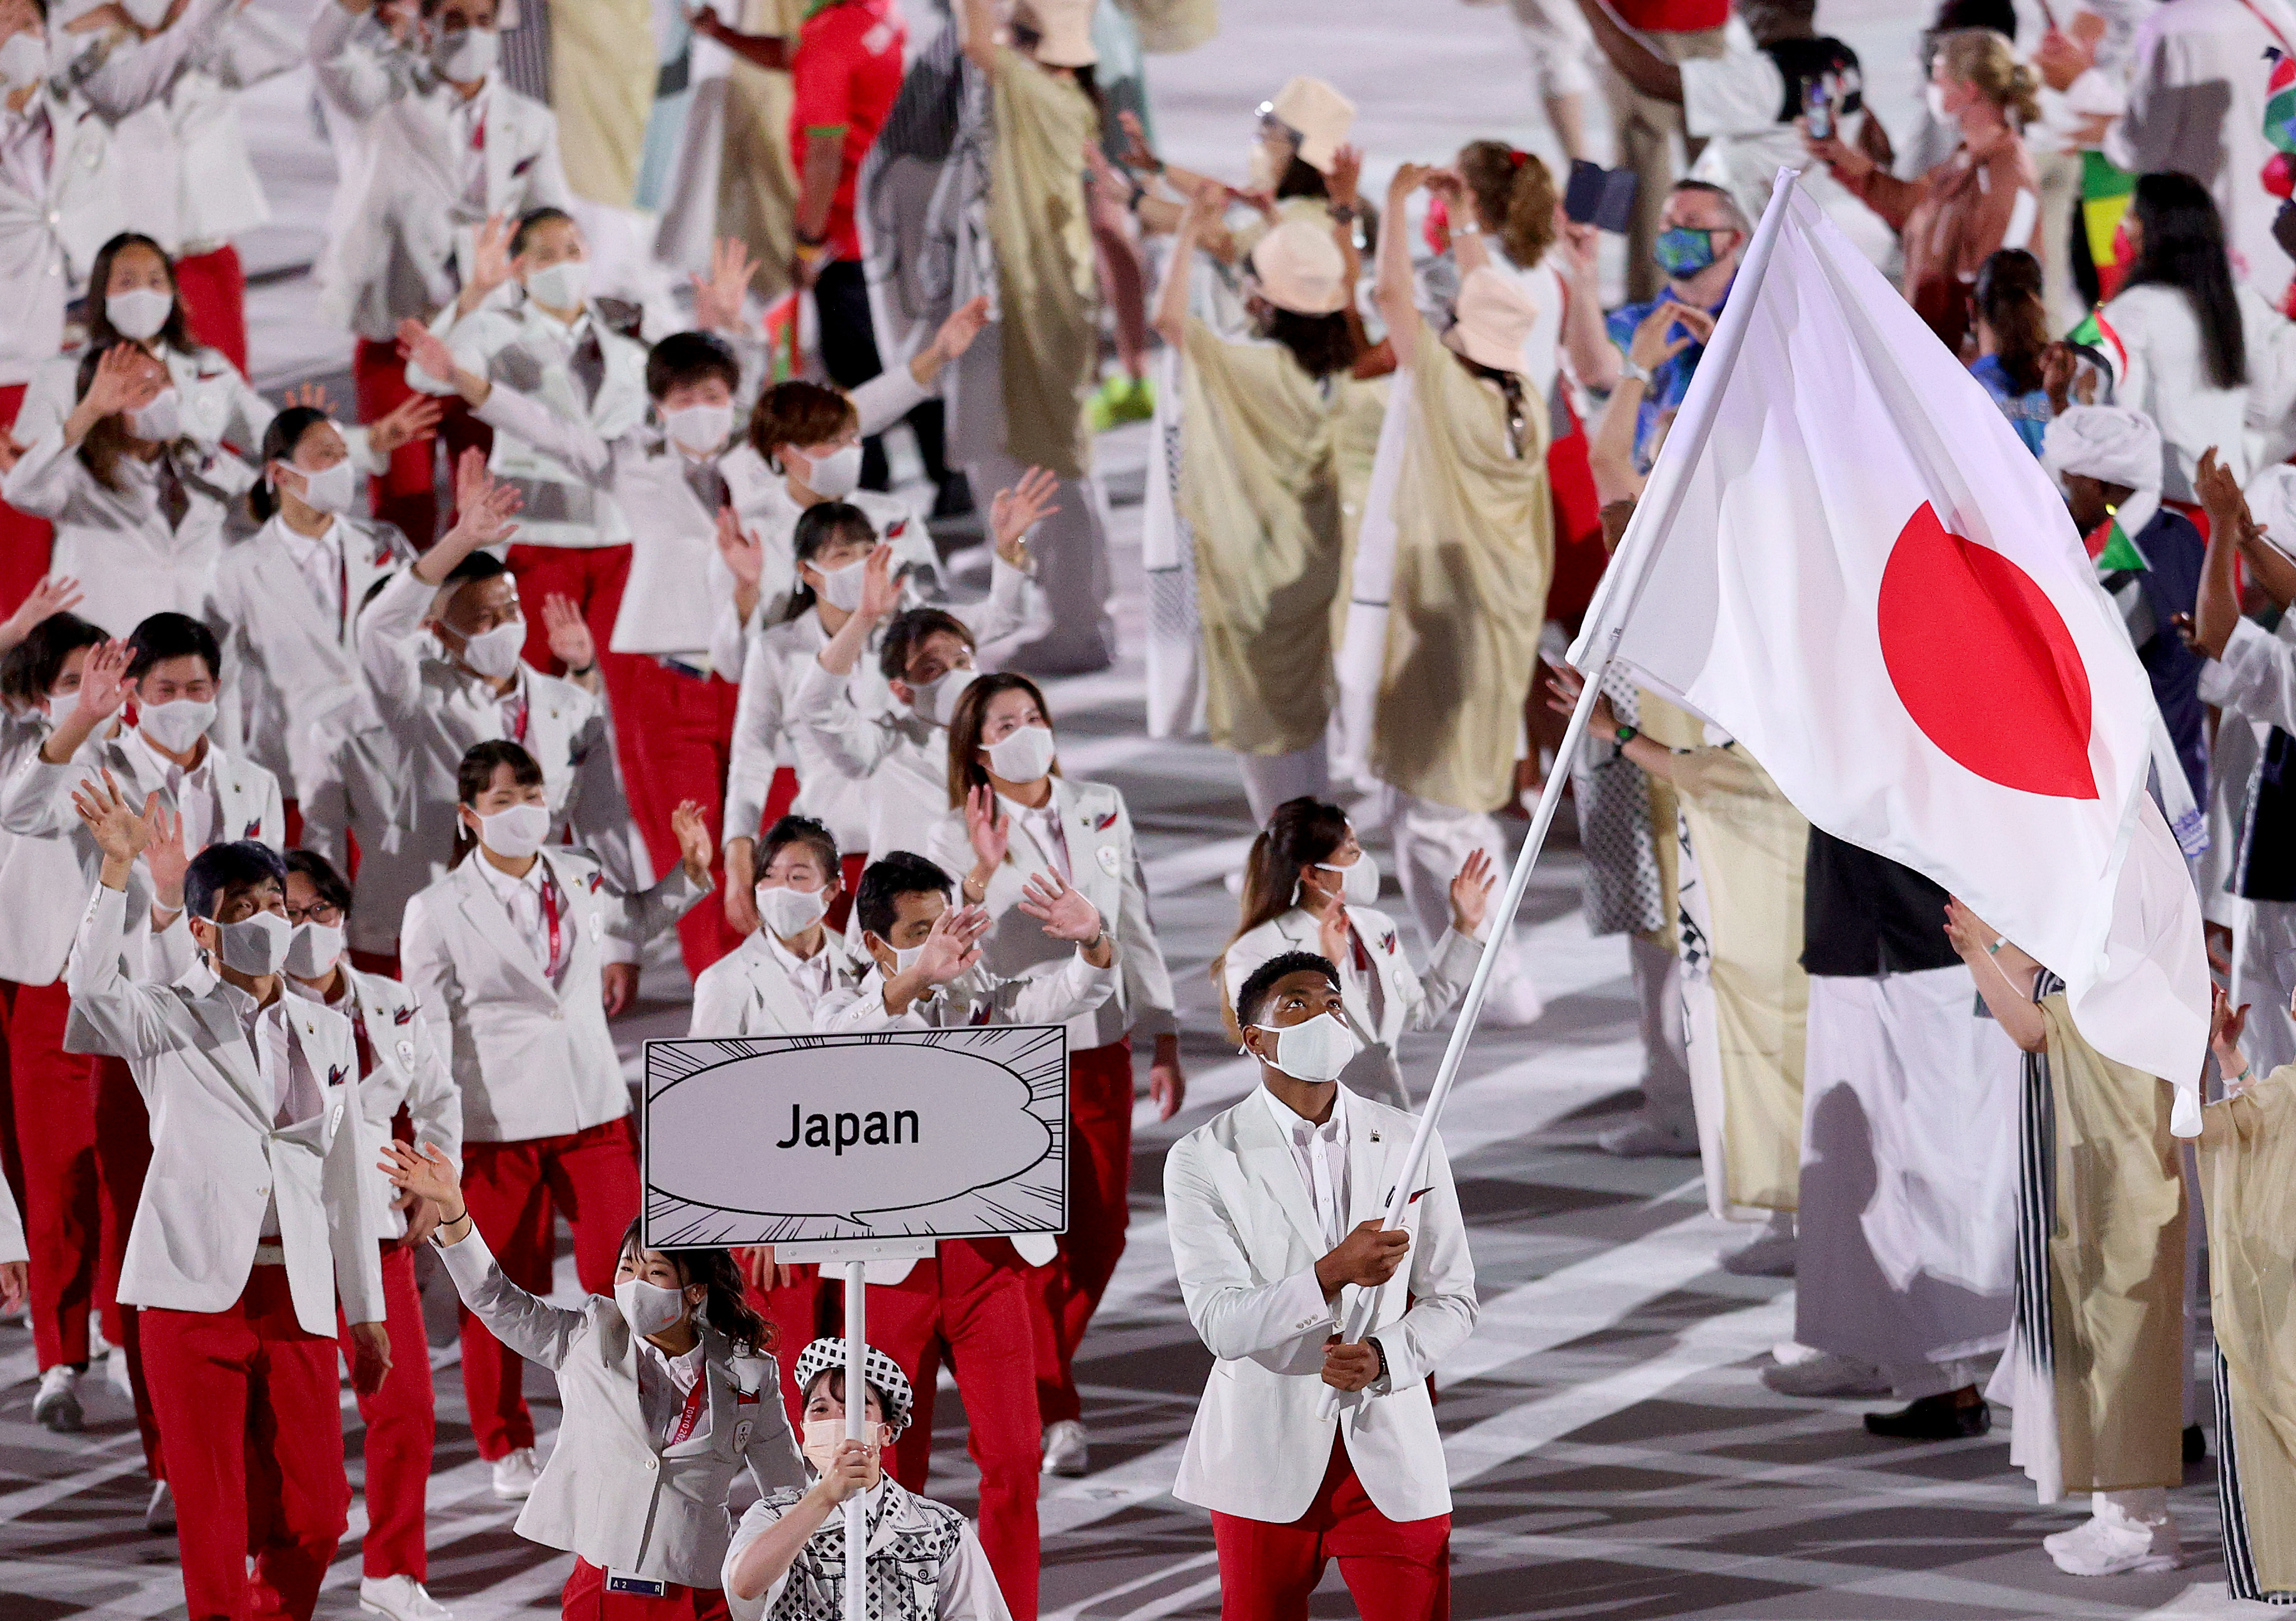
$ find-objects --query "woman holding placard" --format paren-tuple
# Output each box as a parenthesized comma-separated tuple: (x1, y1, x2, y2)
(380, 1141, 806, 1621)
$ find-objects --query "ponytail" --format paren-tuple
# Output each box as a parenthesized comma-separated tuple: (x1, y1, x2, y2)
(1209, 797, 1351, 1039)
(1457, 140, 1559, 270)
(1975, 248, 2048, 394)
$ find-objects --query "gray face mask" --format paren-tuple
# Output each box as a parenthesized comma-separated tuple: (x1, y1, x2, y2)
(211, 911, 291, 977)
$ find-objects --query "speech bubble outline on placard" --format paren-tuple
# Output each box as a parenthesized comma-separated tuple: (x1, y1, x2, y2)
(647, 1039, 1054, 1221)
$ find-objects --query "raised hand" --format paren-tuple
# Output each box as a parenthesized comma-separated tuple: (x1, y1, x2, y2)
(1115, 108, 1159, 173)
(1316, 898, 1351, 968)
(1017, 870, 1102, 942)
(989, 467, 1059, 570)
(856, 543, 900, 622)
(964, 784, 1009, 872)
(1941, 894, 2001, 959)
(912, 902, 990, 986)
(1389, 161, 1436, 201)
(1448, 848, 1495, 937)
(1327, 143, 1363, 209)
(283, 381, 333, 413)
(69, 770, 154, 866)
(84, 343, 161, 420)
(396, 316, 461, 386)
(930, 295, 990, 364)
(468, 212, 514, 301)
(143, 804, 189, 913)
(69, 639, 134, 728)
(378, 1139, 465, 1216)
(2195, 446, 2252, 548)
(445, 448, 523, 550)
(541, 592, 593, 672)
(693, 235, 759, 335)
(0, 575, 85, 649)
(368, 390, 442, 457)
(2040, 341, 2078, 415)
(1626, 299, 1709, 374)
(671, 798, 715, 881)
(714, 505, 766, 588)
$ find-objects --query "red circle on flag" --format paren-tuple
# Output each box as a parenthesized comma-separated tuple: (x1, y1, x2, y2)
(1876, 502, 2098, 800)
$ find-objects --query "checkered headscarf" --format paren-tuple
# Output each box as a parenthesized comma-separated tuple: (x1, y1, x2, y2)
(792, 1339, 915, 1437)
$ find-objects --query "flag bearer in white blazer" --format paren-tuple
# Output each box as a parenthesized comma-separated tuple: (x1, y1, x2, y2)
(66, 785, 388, 1621)
(922, 671, 1182, 1478)
(381, 1139, 807, 1621)
(279, 850, 461, 1621)
(400, 738, 713, 1502)
(1165, 951, 1477, 1621)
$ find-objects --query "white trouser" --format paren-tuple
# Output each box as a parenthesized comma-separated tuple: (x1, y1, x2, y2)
(1886, 1355, 1989, 1401)
(1631, 930, 1696, 1140)
(2230, 897, 2296, 1076)
(1507, 0, 1594, 98)
(1376, 786, 1543, 1026)
(2087, 1487, 2172, 1529)
(1236, 740, 1331, 830)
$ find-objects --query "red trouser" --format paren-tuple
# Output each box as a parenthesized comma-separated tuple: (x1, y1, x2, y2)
(1034, 1038, 1132, 1425)
(505, 541, 634, 684)
(459, 1116, 641, 1458)
(174, 245, 248, 377)
(1210, 1437, 1453, 1621)
(143, 1265, 351, 1621)
(0, 383, 54, 610)
(8, 979, 98, 1369)
(744, 1264, 825, 1433)
(92, 1053, 164, 1477)
(354, 336, 492, 548)
(338, 1243, 433, 1580)
(563, 1557, 732, 1621)
(607, 657, 745, 975)
(857, 1240, 1042, 1621)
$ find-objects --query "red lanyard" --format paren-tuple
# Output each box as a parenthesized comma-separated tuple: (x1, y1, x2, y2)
(538, 868, 565, 979)
(2235, 0, 2292, 51)
(666, 1369, 707, 1447)
(504, 691, 530, 744)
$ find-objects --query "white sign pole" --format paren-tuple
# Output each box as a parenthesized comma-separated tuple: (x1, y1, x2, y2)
(843, 1260, 866, 1621)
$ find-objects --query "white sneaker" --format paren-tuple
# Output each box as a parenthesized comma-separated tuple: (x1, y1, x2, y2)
(491, 1448, 541, 1500)
(1041, 1419, 1088, 1477)
(361, 1573, 455, 1621)
(144, 1480, 175, 1534)
(2043, 1513, 2182, 1576)
(33, 1365, 84, 1433)
(426, 1338, 461, 1371)
(1760, 1351, 1893, 1398)
(106, 1343, 133, 1400)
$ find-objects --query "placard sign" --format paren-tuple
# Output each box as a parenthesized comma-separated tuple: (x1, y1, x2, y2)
(641, 1026, 1069, 1248)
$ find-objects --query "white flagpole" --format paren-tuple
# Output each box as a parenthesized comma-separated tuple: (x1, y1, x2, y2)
(1316, 167, 1806, 1419)
(843, 1261, 866, 1621)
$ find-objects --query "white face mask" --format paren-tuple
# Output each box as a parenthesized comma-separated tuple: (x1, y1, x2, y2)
(1315, 851, 1379, 907)
(284, 919, 345, 981)
(1252, 1013, 1361, 1084)
(432, 24, 497, 82)
(986, 722, 1056, 784)
(286, 457, 357, 516)
(120, 0, 172, 28)
(614, 1277, 688, 1339)
(455, 619, 526, 680)
(106, 287, 173, 341)
(810, 556, 868, 613)
(128, 387, 181, 444)
(800, 1416, 888, 1485)
(525, 258, 589, 313)
(473, 801, 551, 861)
(0, 29, 46, 93)
(663, 401, 733, 456)
(755, 881, 828, 941)
(873, 937, 927, 977)
(210, 911, 292, 977)
(800, 442, 862, 500)
(138, 696, 216, 754)
(914, 665, 979, 728)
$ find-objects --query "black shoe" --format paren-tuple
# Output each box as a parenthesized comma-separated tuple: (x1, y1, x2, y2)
(1863, 1390, 1991, 1440)
(930, 473, 975, 520)
(2185, 1423, 2207, 1463)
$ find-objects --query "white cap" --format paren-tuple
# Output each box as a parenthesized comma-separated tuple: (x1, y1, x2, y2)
(1446, 266, 1539, 375)
(1249, 219, 1351, 315)
(1018, 0, 1097, 66)
(1262, 76, 1356, 174)
(2041, 404, 2162, 493)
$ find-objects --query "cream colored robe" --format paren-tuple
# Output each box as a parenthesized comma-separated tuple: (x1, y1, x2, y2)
(548, 0, 657, 207)
(987, 44, 1098, 480)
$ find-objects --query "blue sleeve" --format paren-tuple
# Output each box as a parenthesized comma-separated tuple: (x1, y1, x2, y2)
(1604, 300, 1648, 354)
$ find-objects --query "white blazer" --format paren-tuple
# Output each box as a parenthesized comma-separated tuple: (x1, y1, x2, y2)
(438, 1227, 806, 1584)
(21, 336, 291, 470)
(1164, 1084, 1477, 1524)
(0, 727, 284, 896)
(1221, 905, 1483, 1108)
(163, 4, 301, 250)
(308, 1, 571, 340)
(293, 966, 461, 1242)
(1, 428, 254, 639)
(206, 513, 415, 800)
(400, 847, 708, 1144)
(65, 882, 384, 1335)
(0, 711, 91, 986)
(923, 777, 1179, 1053)
(296, 696, 420, 956)
(727, 611, 874, 853)
(688, 929, 865, 1038)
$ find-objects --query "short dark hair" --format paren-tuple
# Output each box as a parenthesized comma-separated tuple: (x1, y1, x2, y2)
(748, 380, 856, 459)
(86, 233, 191, 354)
(0, 610, 108, 708)
(458, 739, 545, 805)
(1236, 951, 1341, 1031)
(444, 550, 510, 588)
(855, 852, 951, 942)
(878, 607, 974, 684)
(510, 206, 576, 260)
(284, 849, 355, 918)
(248, 405, 333, 523)
(647, 330, 742, 401)
(126, 612, 221, 684)
(781, 502, 879, 623)
(186, 841, 286, 923)
(759, 814, 840, 881)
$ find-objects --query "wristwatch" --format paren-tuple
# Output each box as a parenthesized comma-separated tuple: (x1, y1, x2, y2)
(1328, 202, 1357, 225)
(1365, 1335, 1390, 1386)
(1614, 722, 1639, 747)
(1619, 355, 1653, 386)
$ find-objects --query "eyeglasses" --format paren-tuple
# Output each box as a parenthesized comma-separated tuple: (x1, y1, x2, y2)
(283, 901, 343, 926)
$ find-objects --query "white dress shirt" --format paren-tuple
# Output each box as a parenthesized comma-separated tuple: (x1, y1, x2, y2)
(216, 978, 322, 1238)
(447, 83, 491, 221)
(126, 730, 223, 856)
(274, 517, 352, 635)
(765, 929, 835, 1009)
(471, 851, 572, 982)
(999, 794, 1070, 881)
(1259, 1083, 1350, 1251)
(637, 1336, 712, 1447)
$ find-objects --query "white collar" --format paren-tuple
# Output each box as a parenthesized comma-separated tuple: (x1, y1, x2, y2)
(764, 928, 830, 976)
(214, 975, 286, 1025)
(271, 513, 341, 555)
(1259, 1079, 1346, 1141)
(471, 851, 549, 897)
(126, 729, 209, 784)
(639, 1333, 706, 1380)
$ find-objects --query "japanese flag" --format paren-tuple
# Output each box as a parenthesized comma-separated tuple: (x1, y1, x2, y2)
(1571, 173, 2209, 1123)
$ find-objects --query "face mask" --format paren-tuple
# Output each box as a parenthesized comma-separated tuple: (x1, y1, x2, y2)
(914, 666, 979, 727)
(872, 937, 927, 977)
(211, 911, 292, 977)
(1246, 141, 1279, 191)
(432, 24, 497, 82)
(284, 920, 345, 979)
(986, 723, 1056, 784)
(1316, 851, 1380, 907)
(801, 1417, 887, 1485)
(44, 684, 76, 714)
(663, 401, 733, 456)
(755, 882, 828, 940)
(613, 1277, 688, 1339)
(800, 442, 862, 500)
(106, 287, 173, 341)
(0, 29, 46, 93)
(474, 802, 551, 861)
(287, 457, 357, 516)
(127, 387, 181, 444)
(120, 0, 172, 28)
(525, 258, 589, 312)
(455, 619, 526, 680)
(138, 696, 216, 754)
(1252, 1013, 1361, 1084)
(1925, 81, 1950, 121)
(811, 556, 867, 613)
(1652, 227, 1718, 280)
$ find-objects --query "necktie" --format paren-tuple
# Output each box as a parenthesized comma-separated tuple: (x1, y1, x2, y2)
(154, 452, 189, 532)
(683, 456, 727, 517)
(570, 328, 606, 407)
